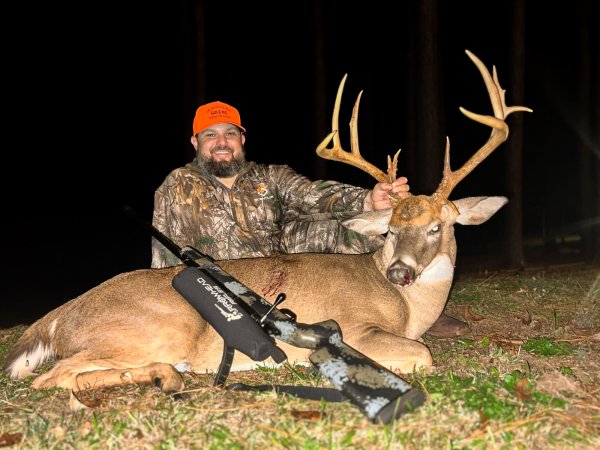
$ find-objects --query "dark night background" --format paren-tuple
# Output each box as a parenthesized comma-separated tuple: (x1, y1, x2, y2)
(3, 1, 598, 327)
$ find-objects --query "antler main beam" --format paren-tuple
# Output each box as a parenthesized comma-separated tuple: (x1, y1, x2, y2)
(316, 74, 400, 184)
(433, 50, 533, 199)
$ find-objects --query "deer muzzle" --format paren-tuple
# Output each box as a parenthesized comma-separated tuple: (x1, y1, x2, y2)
(386, 261, 415, 287)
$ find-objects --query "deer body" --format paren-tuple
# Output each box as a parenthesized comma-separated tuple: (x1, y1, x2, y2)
(4, 51, 530, 399)
(5, 195, 505, 392)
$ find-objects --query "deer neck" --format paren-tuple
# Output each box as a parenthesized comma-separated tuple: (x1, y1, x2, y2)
(371, 231, 457, 339)
(403, 254, 455, 339)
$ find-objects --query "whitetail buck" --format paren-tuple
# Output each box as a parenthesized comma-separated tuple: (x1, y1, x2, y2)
(4, 50, 531, 399)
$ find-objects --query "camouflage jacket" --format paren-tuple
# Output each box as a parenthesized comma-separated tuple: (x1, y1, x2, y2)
(151, 159, 384, 267)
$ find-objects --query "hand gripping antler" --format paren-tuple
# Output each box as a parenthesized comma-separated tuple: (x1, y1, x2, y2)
(433, 50, 533, 200)
(316, 74, 401, 185)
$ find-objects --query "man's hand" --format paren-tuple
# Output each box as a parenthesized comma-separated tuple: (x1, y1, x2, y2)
(363, 177, 410, 211)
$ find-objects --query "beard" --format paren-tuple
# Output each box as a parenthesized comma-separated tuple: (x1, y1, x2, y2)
(198, 146, 247, 177)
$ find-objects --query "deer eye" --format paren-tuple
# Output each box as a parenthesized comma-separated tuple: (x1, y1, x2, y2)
(429, 225, 440, 235)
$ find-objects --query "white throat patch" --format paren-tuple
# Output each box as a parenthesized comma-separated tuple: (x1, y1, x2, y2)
(419, 255, 454, 282)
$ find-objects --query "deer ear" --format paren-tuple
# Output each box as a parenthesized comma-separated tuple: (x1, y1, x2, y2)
(341, 209, 393, 235)
(454, 196, 508, 225)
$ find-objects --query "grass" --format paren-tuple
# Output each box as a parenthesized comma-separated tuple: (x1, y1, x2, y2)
(1, 265, 599, 449)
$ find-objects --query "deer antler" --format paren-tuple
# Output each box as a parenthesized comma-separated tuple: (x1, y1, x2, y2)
(433, 50, 533, 200)
(316, 74, 401, 185)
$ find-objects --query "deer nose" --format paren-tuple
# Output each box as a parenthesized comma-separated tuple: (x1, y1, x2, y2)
(387, 263, 415, 286)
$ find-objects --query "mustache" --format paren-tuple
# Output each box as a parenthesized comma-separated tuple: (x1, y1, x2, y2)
(211, 146, 234, 154)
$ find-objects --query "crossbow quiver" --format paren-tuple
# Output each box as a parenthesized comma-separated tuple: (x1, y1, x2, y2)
(172, 266, 286, 364)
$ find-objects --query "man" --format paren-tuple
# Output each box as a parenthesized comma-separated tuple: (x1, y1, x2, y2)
(152, 101, 467, 338)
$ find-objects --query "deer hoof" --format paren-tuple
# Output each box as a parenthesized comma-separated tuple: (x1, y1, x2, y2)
(425, 313, 469, 338)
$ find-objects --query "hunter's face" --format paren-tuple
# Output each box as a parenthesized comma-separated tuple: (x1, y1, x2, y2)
(194, 123, 247, 177)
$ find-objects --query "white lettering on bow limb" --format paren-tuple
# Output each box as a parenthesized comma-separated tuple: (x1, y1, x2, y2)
(196, 276, 243, 320)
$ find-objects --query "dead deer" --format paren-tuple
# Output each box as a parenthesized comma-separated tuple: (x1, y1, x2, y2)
(4, 50, 531, 399)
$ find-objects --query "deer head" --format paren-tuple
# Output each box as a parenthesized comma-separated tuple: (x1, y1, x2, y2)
(316, 50, 532, 286)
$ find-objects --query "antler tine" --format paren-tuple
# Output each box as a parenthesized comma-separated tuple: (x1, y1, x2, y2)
(316, 74, 394, 184)
(387, 149, 401, 182)
(434, 50, 533, 200)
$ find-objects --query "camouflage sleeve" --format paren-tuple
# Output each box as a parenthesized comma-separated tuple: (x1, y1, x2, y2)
(270, 165, 384, 254)
(151, 172, 186, 268)
(269, 164, 370, 219)
(279, 216, 384, 254)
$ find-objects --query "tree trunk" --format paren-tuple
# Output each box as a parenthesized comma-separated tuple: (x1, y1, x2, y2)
(406, 2, 418, 187)
(312, 0, 328, 180)
(415, 0, 443, 193)
(183, 0, 206, 161)
(576, 0, 597, 262)
(504, 0, 527, 270)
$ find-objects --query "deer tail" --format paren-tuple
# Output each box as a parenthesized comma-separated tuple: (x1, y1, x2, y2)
(3, 317, 58, 379)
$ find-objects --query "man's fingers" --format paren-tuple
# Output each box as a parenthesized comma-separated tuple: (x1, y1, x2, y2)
(392, 176, 408, 185)
(374, 183, 392, 194)
(391, 183, 409, 192)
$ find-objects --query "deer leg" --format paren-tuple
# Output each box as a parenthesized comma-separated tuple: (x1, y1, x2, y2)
(74, 363, 184, 392)
(31, 353, 184, 393)
(265, 330, 433, 375)
(348, 329, 434, 374)
(424, 313, 469, 338)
